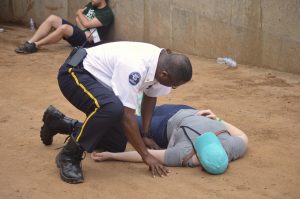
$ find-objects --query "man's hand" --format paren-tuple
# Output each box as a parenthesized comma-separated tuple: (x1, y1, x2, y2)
(143, 154, 169, 177)
(142, 137, 161, 150)
(121, 107, 167, 178)
(76, 8, 86, 16)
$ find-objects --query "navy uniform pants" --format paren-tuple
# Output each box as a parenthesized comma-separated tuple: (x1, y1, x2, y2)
(57, 63, 127, 153)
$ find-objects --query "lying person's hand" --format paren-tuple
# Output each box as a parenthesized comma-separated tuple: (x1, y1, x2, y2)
(91, 151, 111, 161)
(142, 137, 161, 150)
(197, 109, 217, 120)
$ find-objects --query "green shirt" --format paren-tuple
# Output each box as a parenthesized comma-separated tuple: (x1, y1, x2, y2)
(83, 2, 114, 41)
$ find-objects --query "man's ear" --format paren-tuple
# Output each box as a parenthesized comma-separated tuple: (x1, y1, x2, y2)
(166, 49, 172, 54)
(160, 71, 168, 78)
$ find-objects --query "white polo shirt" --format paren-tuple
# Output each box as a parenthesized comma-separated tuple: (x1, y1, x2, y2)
(83, 41, 171, 109)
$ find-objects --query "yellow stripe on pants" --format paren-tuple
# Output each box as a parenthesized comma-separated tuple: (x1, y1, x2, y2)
(68, 68, 100, 142)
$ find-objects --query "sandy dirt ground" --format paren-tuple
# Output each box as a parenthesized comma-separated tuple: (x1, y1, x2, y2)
(0, 24, 300, 199)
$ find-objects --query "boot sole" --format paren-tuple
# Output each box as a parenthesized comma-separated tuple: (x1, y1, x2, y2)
(40, 106, 62, 145)
(55, 154, 84, 184)
(40, 125, 53, 145)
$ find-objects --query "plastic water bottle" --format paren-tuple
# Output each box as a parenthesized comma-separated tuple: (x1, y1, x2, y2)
(30, 18, 35, 32)
(217, 57, 237, 67)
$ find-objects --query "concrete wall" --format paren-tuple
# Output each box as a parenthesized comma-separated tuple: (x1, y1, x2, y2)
(108, 0, 300, 74)
(0, 0, 89, 25)
(0, 0, 67, 24)
(1, 0, 299, 74)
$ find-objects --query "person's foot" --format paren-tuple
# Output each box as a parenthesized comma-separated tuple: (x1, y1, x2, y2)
(15, 41, 38, 53)
(40, 106, 65, 145)
(40, 105, 80, 145)
(56, 136, 84, 183)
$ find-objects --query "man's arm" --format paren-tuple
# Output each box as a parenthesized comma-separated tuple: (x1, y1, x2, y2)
(121, 107, 169, 177)
(75, 16, 85, 30)
(140, 94, 161, 149)
(141, 94, 156, 135)
(76, 9, 103, 29)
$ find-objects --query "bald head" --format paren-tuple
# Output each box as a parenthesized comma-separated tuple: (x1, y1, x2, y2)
(156, 49, 193, 87)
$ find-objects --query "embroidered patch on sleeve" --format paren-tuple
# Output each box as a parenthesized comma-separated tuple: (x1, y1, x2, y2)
(129, 72, 141, 85)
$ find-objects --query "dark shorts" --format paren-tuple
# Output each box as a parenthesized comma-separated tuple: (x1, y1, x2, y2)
(62, 19, 94, 47)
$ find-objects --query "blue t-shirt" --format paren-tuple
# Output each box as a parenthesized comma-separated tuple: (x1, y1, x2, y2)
(137, 104, 194, 148)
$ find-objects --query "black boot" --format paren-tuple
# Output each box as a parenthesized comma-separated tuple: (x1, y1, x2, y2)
(40, 105, 81, 145)
(56, 135, 84, 183)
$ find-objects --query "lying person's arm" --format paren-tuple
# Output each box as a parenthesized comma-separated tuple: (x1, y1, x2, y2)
(195, 109, 248, 165)
(221, 120, 248, 146)
(184, 109, 249, 168)
(91, 150, 166, 164)
(197, 109, 248, 146)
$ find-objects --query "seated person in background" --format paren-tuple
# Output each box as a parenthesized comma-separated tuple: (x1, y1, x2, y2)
(15, 0, 113, 54)
(40, 104, 248, 174)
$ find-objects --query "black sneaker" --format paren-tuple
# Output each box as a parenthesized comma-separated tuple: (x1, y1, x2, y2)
(15, 42, 38, 53)
(15, 41, 29, 53)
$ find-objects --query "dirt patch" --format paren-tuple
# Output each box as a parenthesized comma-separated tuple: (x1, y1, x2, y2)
(0, 25, 299, 199)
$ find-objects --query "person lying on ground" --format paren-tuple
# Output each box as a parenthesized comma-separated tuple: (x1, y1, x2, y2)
(91, 104, 248, 174)
(40, 104, 248, 175)
(15, 0, 113, 54)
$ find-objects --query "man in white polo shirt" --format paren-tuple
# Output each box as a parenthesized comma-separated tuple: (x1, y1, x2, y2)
(52, 41, 192, 183)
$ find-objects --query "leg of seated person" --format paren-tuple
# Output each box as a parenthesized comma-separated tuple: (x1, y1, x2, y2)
(15, 15, 65, 53)
(29, 15, 63, 43)
(35, 24, 74, 48)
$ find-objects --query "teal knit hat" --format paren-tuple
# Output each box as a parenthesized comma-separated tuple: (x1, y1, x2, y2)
(194, 132, 229, 174)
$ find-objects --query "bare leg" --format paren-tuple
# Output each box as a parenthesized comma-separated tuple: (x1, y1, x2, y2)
(28, 15, 63, 43)
(35, 24, 74, 48)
